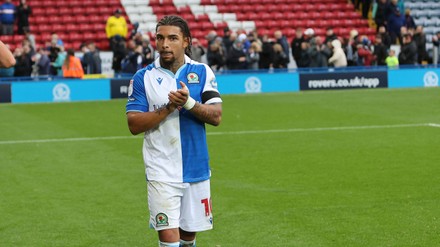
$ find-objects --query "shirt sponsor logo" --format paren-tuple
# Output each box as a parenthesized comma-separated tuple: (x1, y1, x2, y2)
(187, 72, 199, 84)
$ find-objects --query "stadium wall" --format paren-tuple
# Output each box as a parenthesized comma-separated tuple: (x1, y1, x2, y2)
(0, 67, 438, 104)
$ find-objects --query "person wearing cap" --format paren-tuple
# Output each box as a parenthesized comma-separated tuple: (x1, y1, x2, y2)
(106, 8, 128, 51)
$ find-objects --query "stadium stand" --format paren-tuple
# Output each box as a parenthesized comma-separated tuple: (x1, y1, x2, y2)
(0, 0, 437, 57)
(406, 0, 440, 52)
(0, 0, 131, 51)
(121, 0, 375, 47)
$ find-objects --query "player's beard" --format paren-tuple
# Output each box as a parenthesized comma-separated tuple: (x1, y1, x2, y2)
(159, 51, 175, 69)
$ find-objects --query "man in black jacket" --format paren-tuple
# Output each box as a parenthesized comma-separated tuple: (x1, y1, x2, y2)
(398, 34, 417, 65)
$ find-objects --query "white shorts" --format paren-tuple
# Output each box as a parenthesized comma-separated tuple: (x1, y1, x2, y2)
(147, 180, 213, 232)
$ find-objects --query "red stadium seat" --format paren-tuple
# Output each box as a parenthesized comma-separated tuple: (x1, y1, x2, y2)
(65, 24, 78, 32)
(68, 33, 83, 42)
(51, 24, 64, 33)
(59, 7, 71, 16)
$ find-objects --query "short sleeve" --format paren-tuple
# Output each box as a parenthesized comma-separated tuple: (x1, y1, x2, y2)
(201, 64, 222, 105)
(126, 69, 149, 113)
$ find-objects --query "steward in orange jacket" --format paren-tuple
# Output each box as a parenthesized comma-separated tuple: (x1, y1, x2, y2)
(62, 49, 84, 78)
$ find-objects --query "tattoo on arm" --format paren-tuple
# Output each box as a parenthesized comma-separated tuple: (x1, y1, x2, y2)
(191, 103, 222, 126)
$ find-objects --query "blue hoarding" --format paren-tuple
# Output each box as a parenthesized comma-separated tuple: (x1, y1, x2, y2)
(388, 68, 440, 88)
(217, 71, 299, 95)
(12, 79, 110, 103)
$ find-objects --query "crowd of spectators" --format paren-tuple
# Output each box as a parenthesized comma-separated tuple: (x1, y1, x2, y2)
(1, 0, 439, 78)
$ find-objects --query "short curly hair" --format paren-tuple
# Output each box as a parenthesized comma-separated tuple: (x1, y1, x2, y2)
(156, 15, 192, 56)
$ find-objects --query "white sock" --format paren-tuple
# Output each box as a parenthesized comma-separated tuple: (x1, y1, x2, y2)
(159, 241, 180, 247)
(180, 239, 196, 247)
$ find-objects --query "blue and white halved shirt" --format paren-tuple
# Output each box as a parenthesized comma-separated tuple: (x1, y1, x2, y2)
(126, 55, 222, 183)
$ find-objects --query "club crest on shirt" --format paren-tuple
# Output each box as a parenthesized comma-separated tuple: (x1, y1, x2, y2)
(187, 72, 199, 84)
(128, 79, 133, 96)
(156, 213, 169, 227)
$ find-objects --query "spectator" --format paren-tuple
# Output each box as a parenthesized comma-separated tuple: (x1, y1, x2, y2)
(246, 41, 261, 70)
(291, 28, 304, 68)
(413, 25, 427, 64)
(298, 41, 311, 68)
(324, 27, 338, 44)
(385, 49, 399, 68)
(0, 0, 16, 35)
(374, 0, 388, 31)
(373, 35, 388, 66)
(237, 32, 250, 53)
(274, 30, 290, 64)
(398, 26, 408, 46)
(308, 36, 331, 68)
(361, 0, 372, 19)
(13, 46, 32, 77)
(272, 43, 289, 68)
(378, 25, 392, 48)
(205, 30, 218, 47)
(303, 28, 315, 42)
(23, 27, 36, 50)
(0, 40, 15, 68)
(259, 34, 274, 69)
(51, 46, 66, 76)
(16, 0, 31, 35)
(121, 44, 145, 75)
(141, 34, 154, 66)
(226, 39, 247, 70)
(190, 38, 205, 63)
(386, 0, 405, 44)
(82, 41, 102, 74)
(111, 35, 127, 74)
(432, 32, 440, 64)
(35, 47, 51, 76)
(106, 9, 128, 51)
(50, 33, 64, 48)
(62, 48, 84, 78)
(222, 27, 233, 55)
(398, 34, 417, 65)
(328, 39, 347, 67)
(403, 8, 416, 30)
(357, 36, 374, 66)
(131, 32, 144, 46)
(207, 42, 225, 72)
(345, 29, 359, 66)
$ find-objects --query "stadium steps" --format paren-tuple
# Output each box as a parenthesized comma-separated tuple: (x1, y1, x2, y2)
(0, 0, 131, 51)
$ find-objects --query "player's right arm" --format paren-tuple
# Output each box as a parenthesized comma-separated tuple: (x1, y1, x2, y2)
(126, 70, 176, 135)
(126, 103, 176, 135)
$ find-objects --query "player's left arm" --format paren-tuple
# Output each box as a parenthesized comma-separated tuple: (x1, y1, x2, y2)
(190, 101, 222, 126)
(168, 81, 222, 126)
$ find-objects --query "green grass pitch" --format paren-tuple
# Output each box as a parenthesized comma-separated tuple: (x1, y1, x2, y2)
(1, 87, 440, 246)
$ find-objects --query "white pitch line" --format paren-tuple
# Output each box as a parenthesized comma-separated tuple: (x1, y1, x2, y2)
(428, 123, 440, 128)
(0, 123, 438, 145)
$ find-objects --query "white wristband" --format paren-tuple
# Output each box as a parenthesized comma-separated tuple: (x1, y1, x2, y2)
(183, 96, 196, 110)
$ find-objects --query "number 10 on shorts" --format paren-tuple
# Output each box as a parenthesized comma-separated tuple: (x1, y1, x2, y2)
(201, 198, 212, 216)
